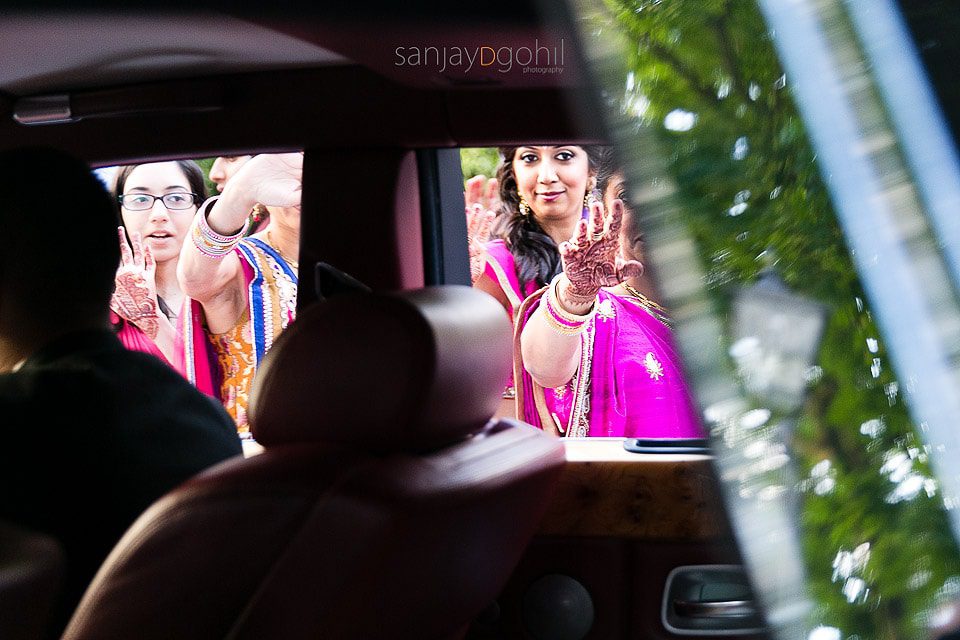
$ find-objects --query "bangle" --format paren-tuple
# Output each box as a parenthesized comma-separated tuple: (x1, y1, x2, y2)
(191, 196, 250, 258)
(551, 274, 597, 317)
(542, 277, 595, 336)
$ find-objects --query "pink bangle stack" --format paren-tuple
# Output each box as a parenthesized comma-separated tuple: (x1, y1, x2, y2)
(191, 196, 251, 259)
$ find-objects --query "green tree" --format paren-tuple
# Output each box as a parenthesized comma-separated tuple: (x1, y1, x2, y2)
(460, 147, 500, 183)
(606, 0, 960, 636)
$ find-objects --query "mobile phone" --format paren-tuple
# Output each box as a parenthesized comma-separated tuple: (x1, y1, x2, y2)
(623, 438, 711, 455)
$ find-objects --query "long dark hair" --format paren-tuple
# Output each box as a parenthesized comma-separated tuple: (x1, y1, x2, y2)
(595, 148, 643, 260)
(496, 145, 604, 291)
(112, 159, 208, 320)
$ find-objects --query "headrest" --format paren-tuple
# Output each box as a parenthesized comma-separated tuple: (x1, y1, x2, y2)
(249, 285, 512, 452)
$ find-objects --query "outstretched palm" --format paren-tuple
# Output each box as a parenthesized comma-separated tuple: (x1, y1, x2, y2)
(111, 229, 161, 339)
(560, 199, 643, 299)
(465, 176, 499, 284)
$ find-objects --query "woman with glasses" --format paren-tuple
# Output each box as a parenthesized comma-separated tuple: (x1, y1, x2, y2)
(111, 160, 207, 371)
(177, 152, 301, 438)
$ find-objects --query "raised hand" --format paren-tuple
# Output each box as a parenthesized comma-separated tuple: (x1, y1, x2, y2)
(559, 199, 643, 302)
(111, 228, 161, 339)
(465, 175, 499, 284)
(465, 174, 500, 213)
(227, 152, 303, 211)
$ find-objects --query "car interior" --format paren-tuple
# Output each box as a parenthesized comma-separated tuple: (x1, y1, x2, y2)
(6, 0, 959, 638)
(0, 1, 773, 639)
(60, 286, 568, 640)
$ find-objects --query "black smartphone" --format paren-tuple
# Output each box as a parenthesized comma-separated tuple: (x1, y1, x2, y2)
(623, 438, 711, 454)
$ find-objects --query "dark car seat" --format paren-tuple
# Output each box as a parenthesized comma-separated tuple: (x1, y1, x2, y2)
(0, 521, 63, 640)
(61, 285, 565, 640)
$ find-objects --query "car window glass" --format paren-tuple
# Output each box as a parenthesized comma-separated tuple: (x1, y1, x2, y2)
(574, 1, 960, 638)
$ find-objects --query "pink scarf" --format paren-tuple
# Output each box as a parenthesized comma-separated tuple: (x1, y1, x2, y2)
(515, 288, 704, 438)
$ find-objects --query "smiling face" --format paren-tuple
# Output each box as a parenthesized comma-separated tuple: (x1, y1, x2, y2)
(512, 146, 594, 224)
(119, 162, 198, 265)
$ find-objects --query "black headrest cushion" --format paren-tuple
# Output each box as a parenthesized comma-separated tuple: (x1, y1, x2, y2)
(249, 286, 512, 451)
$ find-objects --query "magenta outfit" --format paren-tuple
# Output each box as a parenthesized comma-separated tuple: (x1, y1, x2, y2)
(111, 312, 170, 364)
(479, 239, 539, 322)
(515, 288, 704, 438)
(478, 239, 539, 399)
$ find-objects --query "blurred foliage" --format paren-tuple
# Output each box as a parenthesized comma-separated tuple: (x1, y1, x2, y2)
(194, 157, 217, 197)
(460, 147, 500, 183)
(605, 0, 960, 636)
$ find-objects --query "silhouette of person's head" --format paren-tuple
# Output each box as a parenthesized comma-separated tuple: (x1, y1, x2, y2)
(0, 147, 119, 355)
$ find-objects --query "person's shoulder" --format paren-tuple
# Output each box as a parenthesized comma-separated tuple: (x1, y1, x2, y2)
(482, 238, 509, 257)
(481, 238, 518, 275)
(104, 350, 241, 450)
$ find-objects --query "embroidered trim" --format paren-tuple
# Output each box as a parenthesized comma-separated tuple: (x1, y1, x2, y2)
(566, 317, 595, 437)
(182, 305, 196, 384)
(596, 298, 616, 321)
(622, 283, 671, 328)
(482, 251, 523, 312)
(644, 352, 665, 380)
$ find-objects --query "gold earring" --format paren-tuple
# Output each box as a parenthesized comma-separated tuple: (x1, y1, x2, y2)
(518, 195, 529, 216)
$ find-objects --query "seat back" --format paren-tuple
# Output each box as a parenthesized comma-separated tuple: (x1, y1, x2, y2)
(63, 286, 565, 640)
(0, 520, 63, 640)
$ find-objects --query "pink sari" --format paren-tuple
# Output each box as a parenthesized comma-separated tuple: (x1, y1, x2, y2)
(479, 239, 539, 398)
(515, 288, 704, 438)
(111, 312, 169, 364)
(176, 299, 219, 399)
(479, 239, 539, 322)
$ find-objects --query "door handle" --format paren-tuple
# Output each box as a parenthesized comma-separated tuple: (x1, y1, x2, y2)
(673, 599, 757, 619)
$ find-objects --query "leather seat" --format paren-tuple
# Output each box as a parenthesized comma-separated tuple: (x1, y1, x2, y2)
(62, 285, 565, 640)
(0, 520, 63, 640)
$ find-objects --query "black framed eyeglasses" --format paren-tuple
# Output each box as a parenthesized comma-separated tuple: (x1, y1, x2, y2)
(118, 192, 199, 212)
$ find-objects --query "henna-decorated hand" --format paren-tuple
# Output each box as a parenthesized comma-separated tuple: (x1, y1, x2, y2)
(559, 199, 644, 299)
(465, 176, 499, 284)
(466, 174, 500, 213)
(111, 228, 161, 339)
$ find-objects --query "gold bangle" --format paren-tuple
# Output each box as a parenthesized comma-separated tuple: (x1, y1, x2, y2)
(541, 305, 587, 335)
(550, 274, 596, 320)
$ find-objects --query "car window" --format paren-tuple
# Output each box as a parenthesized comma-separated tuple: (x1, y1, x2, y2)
(575, 0, 960, 638)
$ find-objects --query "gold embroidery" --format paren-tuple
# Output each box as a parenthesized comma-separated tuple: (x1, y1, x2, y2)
(210, 308, 256, 436)
(209, 240, 299, 437)
(482, 252, 522, 312)
(644, 352, 665, 380)
(596, 298, 616, 321)
(623, 284, 671, 327)
(567, 319, 594, 437)
(554, 385, 567, 400)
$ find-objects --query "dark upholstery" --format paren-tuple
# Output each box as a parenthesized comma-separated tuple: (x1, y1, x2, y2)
(62, 286, 565, 640)
(249, 286, 514, 451)
(0, 520, 63, 640)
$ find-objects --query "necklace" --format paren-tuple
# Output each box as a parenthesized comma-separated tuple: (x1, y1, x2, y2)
(267, 230, 299, 270)
(622, 283, 671, 327)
